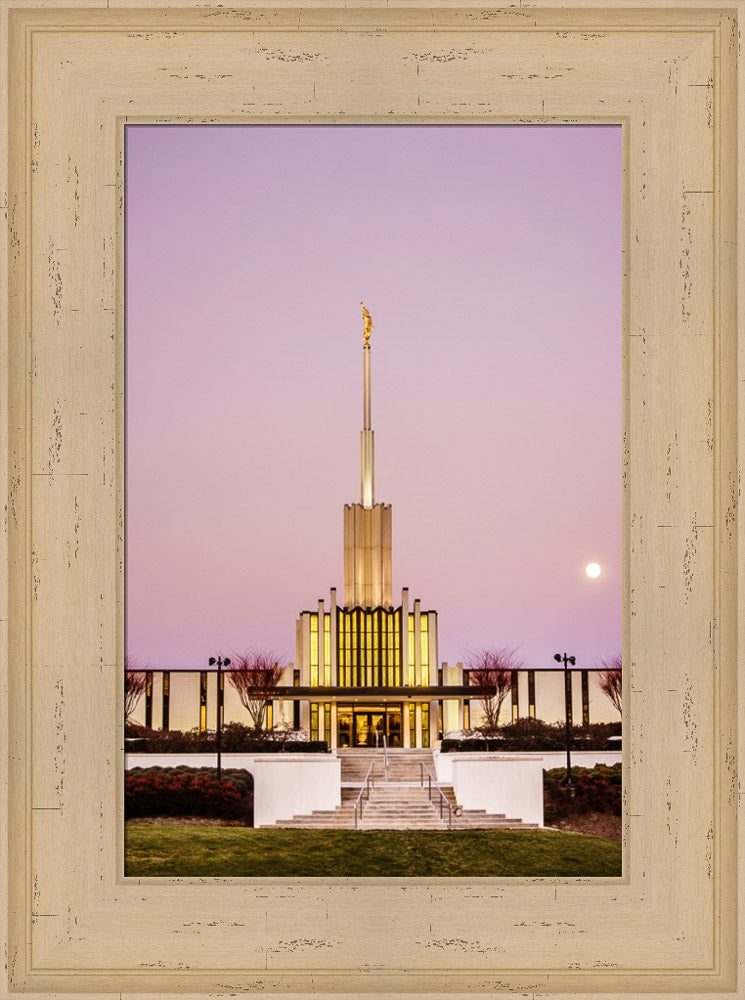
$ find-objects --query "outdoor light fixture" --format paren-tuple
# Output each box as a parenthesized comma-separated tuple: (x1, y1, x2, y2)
(554, 652, 576, 791)
(208, 656, 231, 779)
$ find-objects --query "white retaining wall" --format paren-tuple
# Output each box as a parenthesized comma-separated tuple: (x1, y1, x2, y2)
(432, 751, 622, 828)
(434, 749, 621, 784)
(125, 753, 341, 827)
(433, 753, 545, 827)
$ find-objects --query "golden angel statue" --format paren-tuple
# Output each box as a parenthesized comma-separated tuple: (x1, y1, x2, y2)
(361, 302, 374, 343)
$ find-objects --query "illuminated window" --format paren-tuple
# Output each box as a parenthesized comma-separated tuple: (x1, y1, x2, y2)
(266, 702, 273, 730)
(463, 699, 470, 730)
(393, 610, 401, 685)
(373, 610, 380, 687)
(310, 703, 319, 741)
(366, 613, 373, 686)
(408, 704, 416, 748)
(351, 611, 358, 685)
(324, 703, 331, 743)
(408, 614, 415, 685)
(199, 672, 207, 732)
(528, 670, 536, 719)
(324, 614, 331, 686)
(331, 607, 408, 689)
(309, 613, 319, 686)
(145, 671, 153, 728)
(217, 671, 224, 730)
(421, 704, 430, 748)
(565, 670, 573, 727)
(343, 611, 351, 687)
(420, 616, 429, 685)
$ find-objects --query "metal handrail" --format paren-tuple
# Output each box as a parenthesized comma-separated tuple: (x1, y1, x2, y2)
(354, 761, 376, 830)
(374, 731, 389, 773)
(420, 761, 454, 829)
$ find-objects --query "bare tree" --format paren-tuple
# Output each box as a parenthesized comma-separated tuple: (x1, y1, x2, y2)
(465, 646, 523, 730)
(124, 658, 148, 724)
(227, 650, 285, 732)
(598, 653, 622, 714)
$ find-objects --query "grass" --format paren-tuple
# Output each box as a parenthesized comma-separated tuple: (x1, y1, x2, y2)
(125, 824, 622, 878)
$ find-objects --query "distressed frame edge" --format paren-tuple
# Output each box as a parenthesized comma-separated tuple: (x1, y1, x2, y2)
(0, 2, 741, 997)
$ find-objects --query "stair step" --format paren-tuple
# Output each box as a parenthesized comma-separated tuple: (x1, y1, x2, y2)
(261, 750, 536, 830)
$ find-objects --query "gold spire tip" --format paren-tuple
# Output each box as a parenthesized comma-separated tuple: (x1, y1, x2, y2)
(360, 302, 374, 344)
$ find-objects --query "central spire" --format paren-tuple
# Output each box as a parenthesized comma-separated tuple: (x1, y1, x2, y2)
(360, 302, 374, 508)
(343, 303, 392, 609)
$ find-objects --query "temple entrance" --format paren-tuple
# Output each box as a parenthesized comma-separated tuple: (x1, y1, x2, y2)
(337, 704, 403, 748)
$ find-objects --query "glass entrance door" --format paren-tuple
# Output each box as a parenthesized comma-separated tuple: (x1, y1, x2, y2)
(336, 706, 404, 748)
(354, 712, 385, 748)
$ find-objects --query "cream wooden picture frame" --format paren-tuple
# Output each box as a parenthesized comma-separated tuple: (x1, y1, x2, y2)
(1, 1, 742, 997)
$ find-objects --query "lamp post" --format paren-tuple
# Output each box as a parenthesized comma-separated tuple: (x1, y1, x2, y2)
(554, 652, 576, 791)
(208, 655, 230, 779)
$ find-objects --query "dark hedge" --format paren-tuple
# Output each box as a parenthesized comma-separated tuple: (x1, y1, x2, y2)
(125, 722, 328, 754)
(543, 763, 622, 822)
(441, 719, 621, 753)
(125, 766, 254, 823)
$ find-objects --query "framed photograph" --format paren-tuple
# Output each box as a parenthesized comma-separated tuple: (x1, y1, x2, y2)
(2, 1, 741, 997)
(123, 121, 623, 873)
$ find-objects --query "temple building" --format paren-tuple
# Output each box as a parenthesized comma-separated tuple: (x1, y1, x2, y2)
(127, 307, 618, 739)
(285, 305, 447, 749)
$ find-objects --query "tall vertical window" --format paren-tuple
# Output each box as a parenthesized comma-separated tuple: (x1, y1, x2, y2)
(365, 613, 373, 686)
(421, 704, 430, 748)
(344, 612, 351, 686)
(581, 670, 590, 726)
(351, 610, 359, 686)
(408, 614, 415, 685)
(393, 609, 401, 686)
(324, 703, 331, 743)
(217, 670, 224, 730)
(565, 670, 573, 727)
(162, 671, 170, 730)
(323, 614, 331, 686)
(199, 672, 207, 732)
(145, 671, 153, 728)
(310, 703, 319, 741)
(511, 672, 519, 722)
(409, 705, 416, 748)
(309, 614, 319, 686)
(293, 669, 300, 729)
(420, 616, 429, 686)
(373, 610, 380, 686)
(528, 670, 536, 719)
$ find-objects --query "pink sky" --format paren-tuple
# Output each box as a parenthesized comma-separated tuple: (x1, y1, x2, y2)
(125, 124, 621, 673)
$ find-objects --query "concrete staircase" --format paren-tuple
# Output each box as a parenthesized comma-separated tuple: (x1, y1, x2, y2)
(338, 748, 434, 784)
(260, 750, 538, 830)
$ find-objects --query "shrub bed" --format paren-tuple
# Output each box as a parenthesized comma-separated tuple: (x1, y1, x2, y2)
(125, 766, 253, 823)
(543, 763, 622, 823)
(125, 722, 328, 754)
(441, 719, 621, 753)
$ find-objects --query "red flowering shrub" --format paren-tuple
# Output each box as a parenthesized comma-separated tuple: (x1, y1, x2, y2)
(125, 767, 252, 821)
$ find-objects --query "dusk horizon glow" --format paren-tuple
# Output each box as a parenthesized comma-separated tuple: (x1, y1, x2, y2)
(125, 124, 622, 674)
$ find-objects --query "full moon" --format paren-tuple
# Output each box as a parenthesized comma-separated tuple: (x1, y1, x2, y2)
(585, 562, 601, 579)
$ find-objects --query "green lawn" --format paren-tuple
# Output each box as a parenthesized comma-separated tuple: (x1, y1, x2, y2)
(125, 824, 622, 878)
